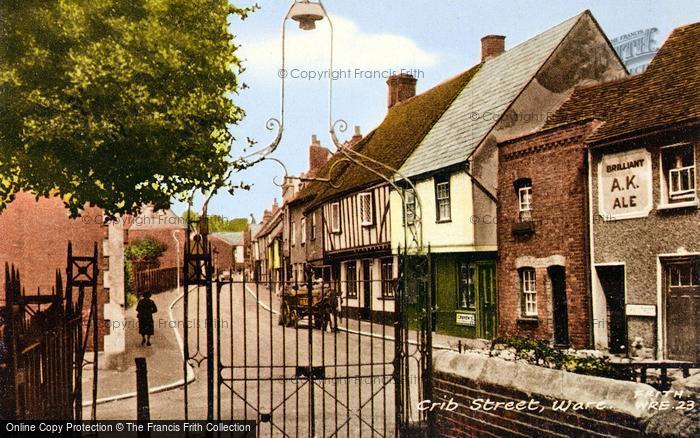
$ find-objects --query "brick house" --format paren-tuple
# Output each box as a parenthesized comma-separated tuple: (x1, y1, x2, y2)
(209, 232, 245, 274)
(497, 120, 602, 348)
(498, 22, 699, 358)
(285, 136, 332, 285)
(396, 10, 626, 339)
(0, 192, 126, 367)
(543, 22, 700, 360)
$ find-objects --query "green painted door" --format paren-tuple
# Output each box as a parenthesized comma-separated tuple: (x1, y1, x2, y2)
(476, 262, 497, 339)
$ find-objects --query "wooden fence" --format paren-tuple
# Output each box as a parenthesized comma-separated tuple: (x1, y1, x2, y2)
(132, 267, 181, 295)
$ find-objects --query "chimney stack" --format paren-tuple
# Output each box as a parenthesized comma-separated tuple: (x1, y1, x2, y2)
(387, 73, 417, 109)
(351, 126, 363, 144)
(308, 134, 331, 178)
(481, 35, 505, 62)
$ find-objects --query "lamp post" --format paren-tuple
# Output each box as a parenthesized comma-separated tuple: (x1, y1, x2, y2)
(283, 2, 433, 434)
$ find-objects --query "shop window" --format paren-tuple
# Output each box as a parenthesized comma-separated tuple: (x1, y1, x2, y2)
(380, 258, 395, 299)
(435, 176, 451, 222)
(520, 268, 537, 317)
(346, 261, 357, 298)
(458, 262, 476, 310)
(359, 192, 373, 226)
(331, 202, 341, 233)
(662, 144, 696, 203)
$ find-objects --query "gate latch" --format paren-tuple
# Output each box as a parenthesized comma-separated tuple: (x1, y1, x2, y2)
(295, 366, 325, 379)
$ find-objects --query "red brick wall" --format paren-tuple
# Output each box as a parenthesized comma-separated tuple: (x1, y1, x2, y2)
(0, 192, 108, 349)
(497, 120, 599, 348)
(433, 370, 644, 437)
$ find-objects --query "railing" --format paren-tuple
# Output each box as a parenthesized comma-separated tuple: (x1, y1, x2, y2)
(612, 361, 699, 391)
(0, 264, 85, 420)
(132, 267, 182, 295)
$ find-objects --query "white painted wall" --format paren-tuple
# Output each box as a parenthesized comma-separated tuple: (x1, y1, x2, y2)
(591, 268, 609, 349)
(103, 221, 126, 369)
(340, 257, 396, 314)
(390, 171, 476, 253)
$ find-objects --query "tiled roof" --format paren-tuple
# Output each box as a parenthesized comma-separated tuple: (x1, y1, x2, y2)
(210, 232, 243, 246)
(305, 65, 481, 208)
(544, 21, 700, 143)
(399, 12, 584, 177)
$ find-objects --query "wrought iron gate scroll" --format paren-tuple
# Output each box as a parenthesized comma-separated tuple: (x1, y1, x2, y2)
(182, 218, 434, 437)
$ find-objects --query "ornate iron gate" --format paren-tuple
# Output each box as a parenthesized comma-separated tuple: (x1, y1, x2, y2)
(182, 219, 434, 437)
(0, 243, 99, 420)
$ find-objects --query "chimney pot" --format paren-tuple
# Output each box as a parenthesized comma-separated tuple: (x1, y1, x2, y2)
(386, 73, 417, 109)
(481, 35, 505, 62)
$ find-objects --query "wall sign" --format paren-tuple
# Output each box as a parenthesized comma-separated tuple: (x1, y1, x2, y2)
(611, 28, 659, 74)
(626, 304, 656, 317)
(598, 149, 653, 220)
(456, 313, 476, 326)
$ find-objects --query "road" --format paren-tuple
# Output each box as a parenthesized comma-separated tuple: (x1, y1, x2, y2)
(94, 281, 425, 437)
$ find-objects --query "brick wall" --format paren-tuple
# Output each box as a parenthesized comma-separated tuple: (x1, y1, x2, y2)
(0, 192, 109, 349)
(432, 350, 656, 437)
(497, 120, 600, 348)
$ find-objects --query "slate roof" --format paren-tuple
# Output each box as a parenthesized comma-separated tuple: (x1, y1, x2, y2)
(211, 232, 244, 246)
(304, 65, 481, 209)
(544, 21, 700, 144)
(399, 12, 584, 178)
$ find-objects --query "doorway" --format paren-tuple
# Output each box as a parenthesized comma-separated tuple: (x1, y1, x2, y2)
(665, 259, 700, 362)
(597, 265, 627, 354)
(361, 259, 372, 320)
(549, 266, 569, 347)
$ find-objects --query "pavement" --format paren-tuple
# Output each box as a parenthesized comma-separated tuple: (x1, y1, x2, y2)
(82, 288, 194, 408)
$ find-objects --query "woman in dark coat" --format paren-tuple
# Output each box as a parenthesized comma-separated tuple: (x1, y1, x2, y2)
(136, 292, 157, 346)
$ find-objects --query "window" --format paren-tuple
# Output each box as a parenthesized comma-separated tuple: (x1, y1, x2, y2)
(381, 258, 395, 298)
(520, 268, 537, 317)
(435, 176, 451, 222)
(301, 217, 306, 244)
(669, 262, 699, 287)
(359, 192, 373, 226)
(346, 261, 357, 298)
(662, 144, 696, 203)
(331, 202, 341, 233)
(310, 212, 316, 240)
(404, 188, 416, 225)
(291, 221, 296, 246)
(458, 262, 476, 310)
(518, 186, 533, 222)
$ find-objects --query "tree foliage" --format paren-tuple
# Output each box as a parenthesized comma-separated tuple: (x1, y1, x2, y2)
(0, 0, 256, 217)
(182, 209, 248, 232)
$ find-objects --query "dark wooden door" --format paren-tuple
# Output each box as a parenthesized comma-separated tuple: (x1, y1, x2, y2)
(362, 260, 372, 320)
(666, 261, 699, 362)
(476, 262, 497, 339)
(549, 266, 569, 347)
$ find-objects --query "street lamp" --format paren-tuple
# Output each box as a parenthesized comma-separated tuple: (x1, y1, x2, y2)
(279, 0, 426, 251)
(289, 0, 325, 30)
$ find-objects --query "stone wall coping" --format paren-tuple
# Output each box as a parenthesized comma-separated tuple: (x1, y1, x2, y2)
(434, 350, 663, 419)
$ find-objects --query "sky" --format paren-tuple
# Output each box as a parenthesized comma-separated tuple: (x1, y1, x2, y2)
(171, 0, 700, 220)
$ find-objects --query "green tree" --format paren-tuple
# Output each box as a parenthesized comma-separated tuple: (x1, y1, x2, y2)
(0, 0, 256, 217)
(181, 209, 248, 232)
